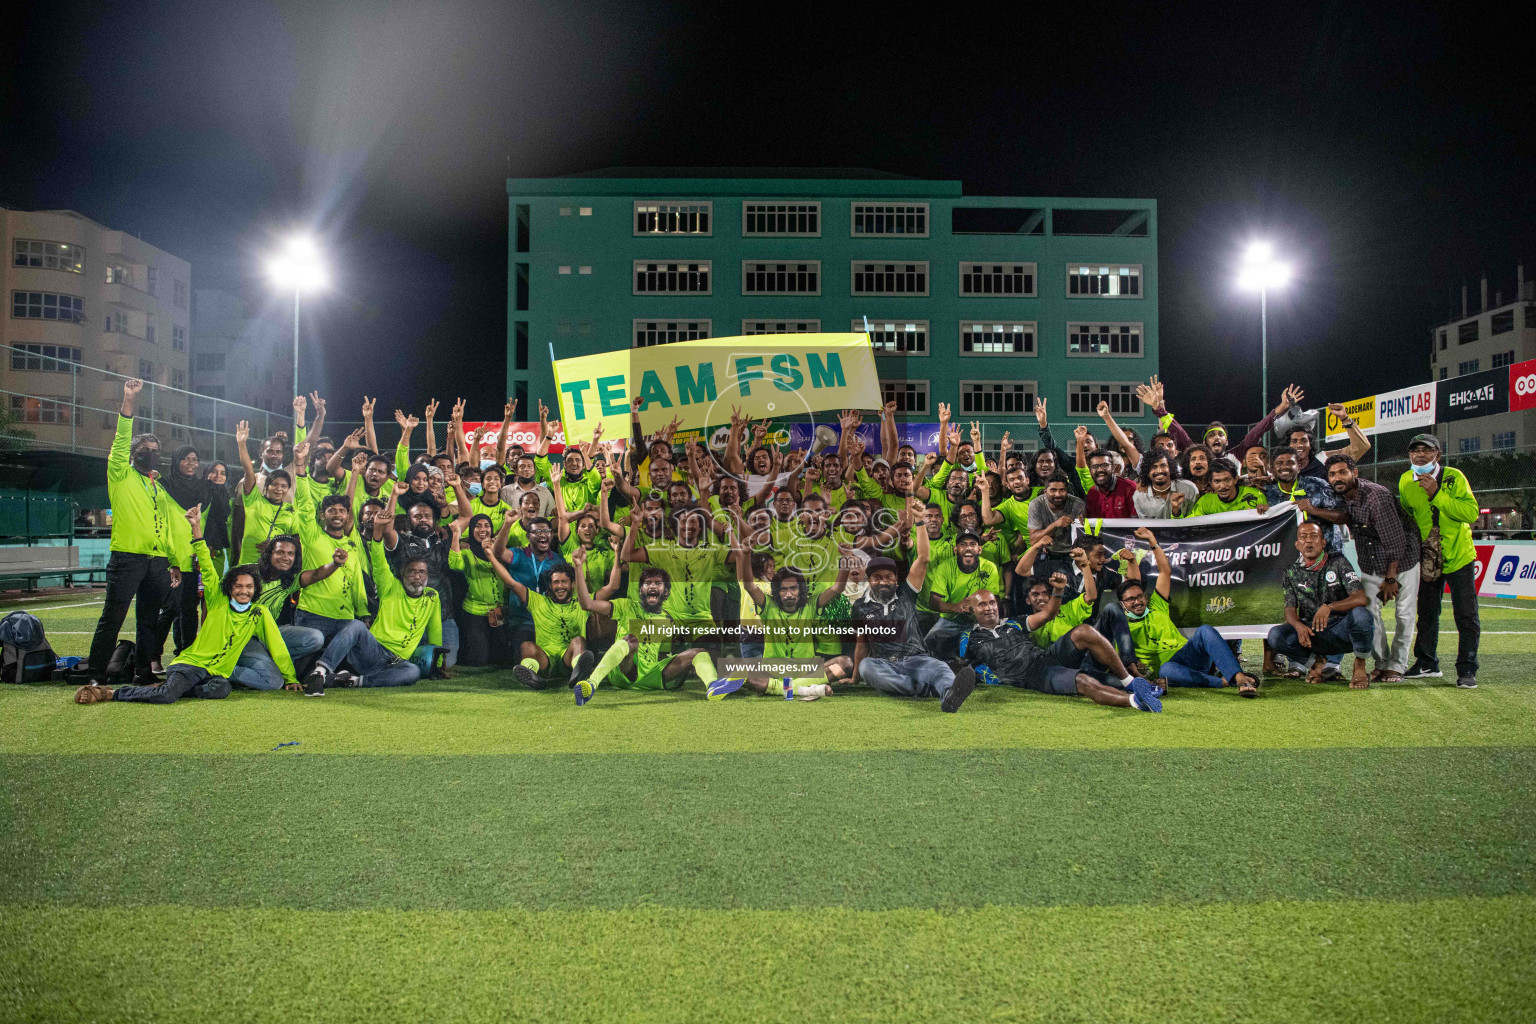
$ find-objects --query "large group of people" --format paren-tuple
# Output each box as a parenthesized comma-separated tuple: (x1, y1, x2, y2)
(72, 370, 1484, 712)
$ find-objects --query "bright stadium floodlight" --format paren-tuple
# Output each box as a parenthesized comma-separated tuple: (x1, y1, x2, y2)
(267, 236, 329, 406)
(1236, 241, 1293, 427)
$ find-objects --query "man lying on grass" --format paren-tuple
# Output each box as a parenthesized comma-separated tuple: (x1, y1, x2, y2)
(1264, 520, 1374, 688)
(960, 590, 1161, 712)
(1117, 526, 1261, 697)
(572, 540, 723, 706)
(76, 505, 299, 705)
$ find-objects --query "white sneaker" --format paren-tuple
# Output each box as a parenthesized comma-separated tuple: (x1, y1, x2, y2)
(797, 683, 833, 701)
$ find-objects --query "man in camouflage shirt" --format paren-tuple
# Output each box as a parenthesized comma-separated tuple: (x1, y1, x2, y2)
(1265, 521, 1374, 687)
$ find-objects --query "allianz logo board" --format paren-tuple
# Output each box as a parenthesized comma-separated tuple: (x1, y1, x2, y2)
(1494, 555, 1536, 584)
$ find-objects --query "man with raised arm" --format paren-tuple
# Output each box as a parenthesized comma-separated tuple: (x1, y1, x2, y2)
(86, 378, 183, 687)
(290, 439, 372, 643)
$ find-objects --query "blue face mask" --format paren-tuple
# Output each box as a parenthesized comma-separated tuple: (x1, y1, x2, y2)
(479, 459, 496, 471)
(1410, 460, 1438, 476)
(229, 599, 252, 613)
(468, 482, 483, 496)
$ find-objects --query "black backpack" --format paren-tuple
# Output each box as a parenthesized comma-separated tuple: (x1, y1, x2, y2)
(0, 611, 57, 684)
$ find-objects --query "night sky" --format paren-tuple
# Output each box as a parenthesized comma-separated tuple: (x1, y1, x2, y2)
(4, 0, 1532, 426)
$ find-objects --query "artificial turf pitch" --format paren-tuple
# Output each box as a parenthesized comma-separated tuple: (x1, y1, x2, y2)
(2, 591, 1534, 1022)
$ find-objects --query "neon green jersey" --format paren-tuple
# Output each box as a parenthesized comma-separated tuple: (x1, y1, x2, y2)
(368, 542, 442, 659)
(172, 541, 296, 686)
(106, 414, 178, 560)
(526, 590, 590, 657)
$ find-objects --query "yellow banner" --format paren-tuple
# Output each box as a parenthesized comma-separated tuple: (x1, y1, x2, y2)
(1325, 395, 1376, 441)
(551, 333, 882, 443)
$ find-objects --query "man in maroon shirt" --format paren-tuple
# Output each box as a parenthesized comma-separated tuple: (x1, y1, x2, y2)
(1084, 450, 1139, 519)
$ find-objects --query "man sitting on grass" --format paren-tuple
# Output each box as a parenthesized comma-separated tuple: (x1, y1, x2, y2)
(571, 541, 724, 706)
(1118, 526, 1261, 697)
(1014, 538, 1140, 680)
(76, 505, 298, 705)
(960, 590, 1161, 712)
(1264, 520, 1374, 687)
(723, 545, 847, 700)
(508, 546, 596, 691)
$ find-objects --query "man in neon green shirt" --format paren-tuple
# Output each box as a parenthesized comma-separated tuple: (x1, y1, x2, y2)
(302, 524, 443, 695)
(1397, 434, 1481, 686)
(924, 531, 1001, 660)
(1189, 464, 1269, 517)
(87, 378, 183, 686)
(291, 441, 371, 641)
(76, 506, 296, 704)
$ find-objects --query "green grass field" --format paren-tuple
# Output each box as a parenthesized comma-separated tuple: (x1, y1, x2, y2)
(2, 590, 1534, 1022)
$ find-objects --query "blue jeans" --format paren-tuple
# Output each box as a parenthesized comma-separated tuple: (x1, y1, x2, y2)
(858, 655, 956, 698)
(409, 617, 458, 674)
(317, 619, 421, 688)
(1267, 606, 1375, 663)
(1160, 625, 1244, 688)
(295, 610, 355, 643)
(112, 663, 231, 704)
(229, 625, 325, 690)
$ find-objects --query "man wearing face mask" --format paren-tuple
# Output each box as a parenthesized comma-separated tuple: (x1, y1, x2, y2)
(233, 420, 299, 564)
(1397, 434, 1480, 687)
(76, 505, 295, 705)
(86, 379, 184, 687)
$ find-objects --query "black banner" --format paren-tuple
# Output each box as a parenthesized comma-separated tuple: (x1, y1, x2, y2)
(1437, 367, 1509, 422)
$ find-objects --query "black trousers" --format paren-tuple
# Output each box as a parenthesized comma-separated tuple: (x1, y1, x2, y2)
(112, 663, 230, 704)
(88, 552, 172, 681)
(153, 566, 201, 658)
(1414, 559, 1480, 678)
(457, 613, 513, 667)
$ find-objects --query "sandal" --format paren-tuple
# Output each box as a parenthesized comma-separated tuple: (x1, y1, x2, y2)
(1235, 672, 1259, 698)
(1375, 670, 1403, 683)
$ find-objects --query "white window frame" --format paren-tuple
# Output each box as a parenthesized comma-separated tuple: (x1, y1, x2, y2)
(13, 239, 85, 274)
(959, 262, 1037, 297)
(850, 260, 929, 297)
(9, 344, 83, 373)
(959, 320, 1037, 357)
(633, 319, 713, 349)
(1067, 321, 1144, 358)
(1067, 380, 1145, 417)
(959, 379, 1037, 416)
(633, 200, 712, 236)
(880, 379, 930, 414)
(1492, 430, 1516, 449)
(1066, 263, 1143, 298)
(742, 201, 821, 237)
(854, 318, 928, 357)
(741, 260, 821, 296)
(741, 319, 821, 335)
(850, 202, 929, 237)
(633, 261, 712, 295)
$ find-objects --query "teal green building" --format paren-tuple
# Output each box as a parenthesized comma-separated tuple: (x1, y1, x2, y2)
(505, 169, 1157, 441)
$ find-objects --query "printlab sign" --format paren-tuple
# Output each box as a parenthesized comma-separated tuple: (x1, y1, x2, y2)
(1437, 367, 1509, 423)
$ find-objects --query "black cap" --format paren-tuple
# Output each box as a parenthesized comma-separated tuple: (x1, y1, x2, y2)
(1408, 433, 1441, 451)
(956, 529, 983, 545)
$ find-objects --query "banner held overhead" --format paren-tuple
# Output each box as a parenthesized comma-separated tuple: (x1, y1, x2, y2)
(1325, 395, 1376, 441)
(551, 333, 882, 444)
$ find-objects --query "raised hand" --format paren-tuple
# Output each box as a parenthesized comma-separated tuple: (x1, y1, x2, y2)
(1074, 424, 1089, 442)
(1135, 383, 1157, 408)
(937, 402, 951, 422)
(1034, 396, 1048, 429)
(999, 430, 1011, 452)
(332, 547, 350, 566)
(1170, 491, 1185, 515)
(309, 391, 326, 415)
(185, 504, 202, 528)
(570, 546, 587, 568)
(1133, 525, 1156, 543)
(392, 480, 409, 497)
(444, 469, 461, 488)
(362, 396, 376, 418)
(1097, 400, 1111, 418)
(394, 409, 410, 429)
(425, 398, 439, 420)
(293, 440, 311, 466)
(1048, 571, 1070, 592)
(351, 451, 368, 473)
(883, 400, 898, 419)
(405, 414, 419, 430)
(293, 394, 307, 415)
(124, 378, 144, 398)
(343, 427, 366, 449)
(234, 420, 250, 446)
(504, 397, 518, 420)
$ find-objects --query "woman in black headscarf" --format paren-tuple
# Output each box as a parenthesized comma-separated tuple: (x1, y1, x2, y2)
(151, 446, 222, 666)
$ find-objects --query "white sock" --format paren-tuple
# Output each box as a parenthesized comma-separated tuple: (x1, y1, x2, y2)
(1119, 674, 1135, 686)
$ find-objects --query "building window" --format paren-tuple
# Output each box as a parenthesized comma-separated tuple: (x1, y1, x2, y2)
(742, 261, 820, 295)
(578, 266, 592, 275)
(742, 320, 820, 335)
(633, 319, 711, 348)
(1458, 321, 1479, 343)
(1438, 330, 1447, 350)
(9, 396, 78, 425)
(960, 262, 1035, 296)
(146, 266, 158, 295)
(1458, 436, 1481, 454)
(172, 325, 185, 351)
(1491, 310, 1515, 335)
(851, 202, 928, 236)
(1069, 322, 1143, 357)
(138, 360, 156, 381)
(634, 261, 711, 294)
(1458, 359, 1479, 376)
(960, 320, 1036, 356)
(1527, 305, 1536, 329)
(960, 380, 1036, 415)
(1068, 381, 1143, 417)
(12, 291, 84, 323)
(743, 202, 820, 236)
(12, 239, 84, 274)
(514, 321, 528, 370)
(558, 266, 571, 275)
(106, 263, 130, 285)
(559, 207, 572, 216)
(174, 280, 188, 308)
(634, 201, 711, 235)
(146, 324, 157, 345)
(881, 379, 929, 413)
(850, 261, 927, 296)
(194, 352, 226, 372)
(9, 344, 82, 373)
(951, 207, 1045, 235)
(1493, 350, 1515, 369)
(104, 310, 131, 334)
(1439, 368, 1449, 380)
(1067, 264, 1142, 297)
(1493, 431, 1516, 450)
(172, 369, 186, 389)
(856, 319, 928, 356)
(579, 207, 592, 216)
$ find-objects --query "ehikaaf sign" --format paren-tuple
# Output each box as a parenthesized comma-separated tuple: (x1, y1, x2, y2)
(1436, 367, 1508, 422)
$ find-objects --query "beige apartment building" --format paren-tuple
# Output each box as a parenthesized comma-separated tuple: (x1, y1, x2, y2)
(1429, 265, 1536, 453)
(2, 208, 191, 454)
